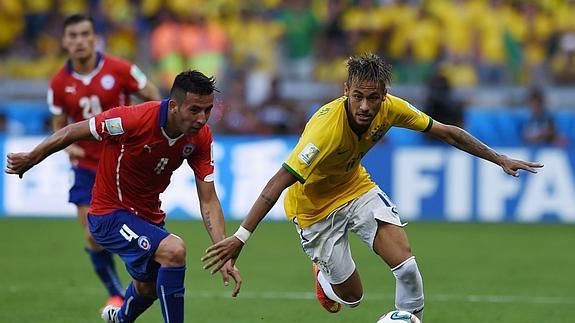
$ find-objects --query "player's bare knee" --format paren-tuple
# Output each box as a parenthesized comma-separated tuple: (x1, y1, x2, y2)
(167, 240, 186, 266)
(374, 222, 413, 266)
(396, 246, 413, 263)
(157, 236, 187, 266)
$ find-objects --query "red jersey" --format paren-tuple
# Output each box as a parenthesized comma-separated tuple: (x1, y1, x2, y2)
(87, 100, 215, 224)
(47, 53, 148, 171)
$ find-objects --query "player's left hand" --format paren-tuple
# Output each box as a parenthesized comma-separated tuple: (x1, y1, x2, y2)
(202, 236, 244, 296)
(5, 152, 36, 178)
(499, 155, 544, 177)
(219, 261, 242, 297)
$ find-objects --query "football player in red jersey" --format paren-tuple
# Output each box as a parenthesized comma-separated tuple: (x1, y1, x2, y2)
(7, 70, 241, 323)
(47, 14, 162, 309)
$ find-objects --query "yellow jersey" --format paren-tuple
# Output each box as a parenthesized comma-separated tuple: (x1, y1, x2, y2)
(283, 94, 432, 228)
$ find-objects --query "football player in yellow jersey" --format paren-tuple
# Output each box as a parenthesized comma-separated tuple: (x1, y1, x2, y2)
(202, 53, 543, 322)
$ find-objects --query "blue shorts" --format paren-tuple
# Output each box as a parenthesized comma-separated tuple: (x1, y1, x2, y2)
(88, 210, 171, 282)
(69, 167, 96, 206)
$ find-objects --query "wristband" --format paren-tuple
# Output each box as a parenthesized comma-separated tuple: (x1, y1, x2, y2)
(233, 226, 251, 243)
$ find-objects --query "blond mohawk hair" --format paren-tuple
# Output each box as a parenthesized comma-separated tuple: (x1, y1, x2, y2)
(346, 53, 392, 90)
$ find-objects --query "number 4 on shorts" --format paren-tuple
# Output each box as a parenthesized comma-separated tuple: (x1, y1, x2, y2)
(119, 224, 139, 241)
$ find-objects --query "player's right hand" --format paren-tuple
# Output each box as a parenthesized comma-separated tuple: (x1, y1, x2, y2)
(498, 155, 544, 177)
(5, 152, 35, 178)
(202, 235, 245, 276)
(65, 144, 85, 160)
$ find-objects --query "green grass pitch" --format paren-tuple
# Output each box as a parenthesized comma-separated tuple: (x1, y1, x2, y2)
(1, 218, 573, 323)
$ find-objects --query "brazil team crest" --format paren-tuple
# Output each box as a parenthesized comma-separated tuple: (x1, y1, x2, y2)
(370, 124, 385, 142)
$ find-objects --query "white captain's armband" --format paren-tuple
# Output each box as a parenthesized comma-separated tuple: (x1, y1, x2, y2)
(89, 117, 102, 141)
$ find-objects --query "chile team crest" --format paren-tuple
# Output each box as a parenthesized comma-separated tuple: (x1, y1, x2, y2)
(182, 144, 195, 157)
(138, 236, 151, 250)
(100, 74, 115, 90)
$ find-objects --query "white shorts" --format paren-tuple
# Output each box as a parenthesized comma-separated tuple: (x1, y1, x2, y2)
(294, 186, 406, 284)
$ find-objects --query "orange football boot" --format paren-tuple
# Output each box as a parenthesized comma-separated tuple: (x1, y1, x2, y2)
(312, 263, 342, 313)
(104, 295, 124, 308)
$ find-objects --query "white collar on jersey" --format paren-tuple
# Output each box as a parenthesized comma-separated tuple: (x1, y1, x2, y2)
(69, 56, 105, 86)
(160, 127, 184, 146)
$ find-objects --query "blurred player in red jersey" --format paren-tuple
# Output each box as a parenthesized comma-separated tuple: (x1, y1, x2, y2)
(48, 14, 162, 308)
(7, 70, 241, 323)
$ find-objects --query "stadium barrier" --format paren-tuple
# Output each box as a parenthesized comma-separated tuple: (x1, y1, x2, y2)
(1, 135, 574, 223)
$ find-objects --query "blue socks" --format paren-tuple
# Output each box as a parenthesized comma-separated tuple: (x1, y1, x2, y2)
(87, 248, 124, 297)
(117, 282, 156, 323)
(157, 266, 186, 323)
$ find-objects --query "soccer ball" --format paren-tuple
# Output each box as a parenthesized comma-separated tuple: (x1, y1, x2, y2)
(376, 310, 421, 323)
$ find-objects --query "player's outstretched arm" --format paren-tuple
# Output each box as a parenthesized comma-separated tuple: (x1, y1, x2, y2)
(196, 178, 242, 297)
(202, 167, 297, 275)
(427, 120, 544, 176)
(51, 113, 86, 160)
(5, 120, 94, 178)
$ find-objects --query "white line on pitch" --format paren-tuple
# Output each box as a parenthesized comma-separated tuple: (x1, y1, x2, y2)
(6, 286, 575, 305)
(187, 290, 575, 305)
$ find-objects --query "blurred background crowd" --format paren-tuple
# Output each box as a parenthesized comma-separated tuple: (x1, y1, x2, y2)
(0, 0, 574, 142)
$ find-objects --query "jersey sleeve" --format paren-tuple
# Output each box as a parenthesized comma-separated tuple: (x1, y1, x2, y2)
(187, 127, 215, 182)
(113, 57, 147, 92)
(47, 78, 66, 116)
(120, 60, 148, 93)
(89, 106, 139, 142)
(127, 64, 147, 91)
(282, 120, 336, 183)
(389, 97, 433, 132)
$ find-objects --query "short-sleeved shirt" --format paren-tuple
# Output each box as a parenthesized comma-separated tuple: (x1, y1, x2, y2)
(47, 52, 147, 171)
(283, 95, 432, 228)
(88, 100, 215, 224)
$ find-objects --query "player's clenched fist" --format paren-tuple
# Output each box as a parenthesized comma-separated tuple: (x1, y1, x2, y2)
(5, 152, 36, 178)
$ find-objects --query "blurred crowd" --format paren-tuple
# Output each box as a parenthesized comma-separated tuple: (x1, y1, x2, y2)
(1, 0, 575, 136)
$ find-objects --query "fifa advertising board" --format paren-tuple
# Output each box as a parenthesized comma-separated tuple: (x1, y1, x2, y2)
(1, 136, 574, 223)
